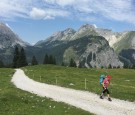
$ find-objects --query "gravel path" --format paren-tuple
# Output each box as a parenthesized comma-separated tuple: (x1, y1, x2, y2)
(11, 69, 135, 115)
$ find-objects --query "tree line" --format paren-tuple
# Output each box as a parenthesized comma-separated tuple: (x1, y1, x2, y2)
(12, 46, 57, 68)
(31, 54, 56, 65)
(11, 46, 77, 68)
(12, 46, 28, 68)
(2, 46, 134, 69)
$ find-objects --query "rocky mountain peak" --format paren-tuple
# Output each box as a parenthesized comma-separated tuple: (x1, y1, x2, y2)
(79, 24, 96, 31)
(46, 28, 76, 42)
(63, 28, 76, 35)
(70, 24, 98, 40)
(0, 23, 12, 34)
(0, 23, 29, 49)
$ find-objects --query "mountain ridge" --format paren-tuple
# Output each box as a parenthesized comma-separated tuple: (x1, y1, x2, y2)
(33, 24, 135, 67)
(35, 24, 128, 48)
(0, 23, 135, 67)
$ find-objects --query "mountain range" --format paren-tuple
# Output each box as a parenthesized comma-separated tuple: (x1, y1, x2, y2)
(0, 23, 135, 68)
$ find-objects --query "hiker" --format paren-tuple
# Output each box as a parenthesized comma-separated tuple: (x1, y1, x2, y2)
(100, 75, 112, 101)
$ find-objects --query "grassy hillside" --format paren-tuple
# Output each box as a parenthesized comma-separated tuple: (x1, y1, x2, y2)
(113, 31, 135, 53)
(0, 68, 91, 115)
(23, 65, 135, 102)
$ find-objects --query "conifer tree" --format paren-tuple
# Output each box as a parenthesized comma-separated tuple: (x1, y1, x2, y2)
(43, 54, 56, 65)
(61, 62, 65, 66)
(108, 64, 112, 69)
(12, 46, 19, 68)
(53, 56, 56, 65)
(43, 54, 49, 64)
(31, 56, 38, 65)
(78, 61, 82, 68)
(0, 60, 4, 68)
(69, 58, 76, 67)
(132, 65, 135, 69)
(18, 48, 28, 67)
(49, 55, 53, 64)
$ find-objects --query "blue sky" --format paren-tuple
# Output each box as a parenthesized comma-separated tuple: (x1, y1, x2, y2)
(0, 0, 135, 44)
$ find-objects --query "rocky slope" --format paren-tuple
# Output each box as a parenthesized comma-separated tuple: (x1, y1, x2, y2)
(113, 31, 135, 52)
(62, 35, 123, 68)
(35, 24, 135, 67)
(35, 25, 123, 68)
(112, 31, 135, 67)
(0, 23, 29, 49)
(1, 23, 135, 67)
(35, 28, 76, 46)
(0, 23, 30, 64)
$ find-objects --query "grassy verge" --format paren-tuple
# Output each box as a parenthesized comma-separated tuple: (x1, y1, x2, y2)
(0, 68, 91, 115)
(23, 65, 135, 102)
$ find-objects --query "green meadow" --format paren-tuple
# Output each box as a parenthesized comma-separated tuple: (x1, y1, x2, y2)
(23, 65, 135, 102)
(0, 65, 135, 115)
(0, 68, 91, 115)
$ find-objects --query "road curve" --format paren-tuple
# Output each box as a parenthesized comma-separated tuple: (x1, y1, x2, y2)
(11, 69, 135, 115)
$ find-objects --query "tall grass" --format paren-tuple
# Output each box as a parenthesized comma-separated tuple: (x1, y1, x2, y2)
(23, 65, 135, 102)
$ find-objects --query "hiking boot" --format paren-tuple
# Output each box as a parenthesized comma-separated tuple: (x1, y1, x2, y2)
(100, 96, 103, 99)
(108, 98, 112, 101)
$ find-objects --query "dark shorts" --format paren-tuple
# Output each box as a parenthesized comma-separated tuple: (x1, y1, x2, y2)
(102, 87, 110, 94)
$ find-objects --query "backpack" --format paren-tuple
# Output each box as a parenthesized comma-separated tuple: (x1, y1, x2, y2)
(100, 74, 105, 85)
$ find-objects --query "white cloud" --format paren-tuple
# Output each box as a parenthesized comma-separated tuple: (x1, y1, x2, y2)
(89, 0, 135, 24)
(0, 0, 70, 20)
(43, 0, 76, 6)
(29, 7, 70, 20)
(0, 0, 135, 25)
(30, 8, 46, 19)
(0, 0, 32, 20)
(44, 0, 135, 24)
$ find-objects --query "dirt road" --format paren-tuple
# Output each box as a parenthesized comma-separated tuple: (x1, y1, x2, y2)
(11, 69, 135, 115)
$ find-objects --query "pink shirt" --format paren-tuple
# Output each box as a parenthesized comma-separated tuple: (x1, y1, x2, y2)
(103, 78, 109, 88)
